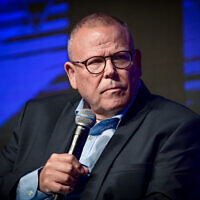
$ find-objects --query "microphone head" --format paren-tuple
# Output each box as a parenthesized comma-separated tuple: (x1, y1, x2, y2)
(76, 109, 96, 128)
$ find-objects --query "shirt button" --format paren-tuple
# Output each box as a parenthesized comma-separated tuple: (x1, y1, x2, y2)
(28, 190, 34, 196)
(89, 135, 93, 140)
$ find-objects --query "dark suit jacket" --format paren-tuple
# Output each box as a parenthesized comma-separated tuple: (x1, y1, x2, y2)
(1, 83, 200, 200)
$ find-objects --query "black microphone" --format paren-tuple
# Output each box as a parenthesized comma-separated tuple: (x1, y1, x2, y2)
(52, 109, 96, 200)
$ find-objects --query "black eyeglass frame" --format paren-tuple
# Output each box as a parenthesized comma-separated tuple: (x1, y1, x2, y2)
(70, 50, 136, 74)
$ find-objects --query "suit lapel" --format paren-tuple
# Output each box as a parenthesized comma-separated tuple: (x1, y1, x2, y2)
(43, 100, 79, 164)
(82, 83, 153, 199)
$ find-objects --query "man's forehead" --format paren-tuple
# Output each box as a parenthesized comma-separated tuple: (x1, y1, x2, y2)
(69, 23, 133, 60)
(74, 24, 130, 43)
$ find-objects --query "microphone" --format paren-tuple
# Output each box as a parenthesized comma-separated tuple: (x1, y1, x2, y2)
(68, 108, 96, 158)
(52, 109, 96, 200)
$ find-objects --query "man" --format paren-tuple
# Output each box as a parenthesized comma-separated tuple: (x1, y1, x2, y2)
(1, 13, 200, 200)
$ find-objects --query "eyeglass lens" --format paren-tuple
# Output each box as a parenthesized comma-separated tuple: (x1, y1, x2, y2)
(86, 51, 131, 74)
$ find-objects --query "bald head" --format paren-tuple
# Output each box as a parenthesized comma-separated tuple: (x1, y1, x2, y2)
(67, 13, 134, 60)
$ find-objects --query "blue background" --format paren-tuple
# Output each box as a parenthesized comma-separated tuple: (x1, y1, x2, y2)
(0, 0, 200, 149)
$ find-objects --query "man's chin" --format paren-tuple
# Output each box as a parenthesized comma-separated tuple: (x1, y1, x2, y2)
(100, 102, 127, 116)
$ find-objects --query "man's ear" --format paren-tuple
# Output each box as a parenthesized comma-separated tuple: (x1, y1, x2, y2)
(135, 49, 142, 77)
(64, 62, 77, 89)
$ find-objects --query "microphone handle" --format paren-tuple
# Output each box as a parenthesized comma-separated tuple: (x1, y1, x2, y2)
(52, 125, 89, 200)
(68, 125, 89, 159)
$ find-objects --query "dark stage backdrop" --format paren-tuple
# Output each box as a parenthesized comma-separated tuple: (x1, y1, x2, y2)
(0, 0, 200, 149)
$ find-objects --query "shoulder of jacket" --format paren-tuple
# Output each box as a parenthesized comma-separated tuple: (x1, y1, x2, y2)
(27, 90, 81, 106)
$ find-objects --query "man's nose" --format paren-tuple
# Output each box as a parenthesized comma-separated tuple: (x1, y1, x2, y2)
(103, 59, 116, 78)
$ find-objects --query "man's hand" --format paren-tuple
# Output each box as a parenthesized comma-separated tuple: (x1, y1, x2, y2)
(38, 153, 89, 195)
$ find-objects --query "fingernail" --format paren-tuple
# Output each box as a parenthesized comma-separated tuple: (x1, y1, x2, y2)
(80, 167, 84, 173)
(81, 164, 88, 173)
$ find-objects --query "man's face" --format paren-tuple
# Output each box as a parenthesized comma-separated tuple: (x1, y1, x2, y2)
(65, 24, 142, 120)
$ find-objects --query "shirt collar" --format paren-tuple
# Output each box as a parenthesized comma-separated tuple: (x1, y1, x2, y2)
(75, 80, 141, 122)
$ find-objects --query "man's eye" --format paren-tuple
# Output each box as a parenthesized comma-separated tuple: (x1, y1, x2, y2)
(114, 54, 129, 61)
(88, 58, 103, 65)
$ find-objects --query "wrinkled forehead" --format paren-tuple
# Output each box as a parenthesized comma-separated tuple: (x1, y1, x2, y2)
(70, 24, 134, 59)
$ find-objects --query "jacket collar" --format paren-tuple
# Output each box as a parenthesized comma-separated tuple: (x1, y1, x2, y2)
(43, 92, 81, 164)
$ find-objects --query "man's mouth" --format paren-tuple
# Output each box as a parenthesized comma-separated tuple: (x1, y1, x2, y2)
(101, 86, 125, 94)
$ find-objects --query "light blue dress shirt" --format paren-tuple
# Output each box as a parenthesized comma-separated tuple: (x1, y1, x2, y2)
(76, 100, 122, 172)
(16, 81, 141, 200)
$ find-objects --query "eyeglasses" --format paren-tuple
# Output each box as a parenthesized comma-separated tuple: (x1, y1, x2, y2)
(71, 50, 135, 74)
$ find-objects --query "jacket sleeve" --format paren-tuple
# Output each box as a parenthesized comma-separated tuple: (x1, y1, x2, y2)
(0, 104, 28, 199)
